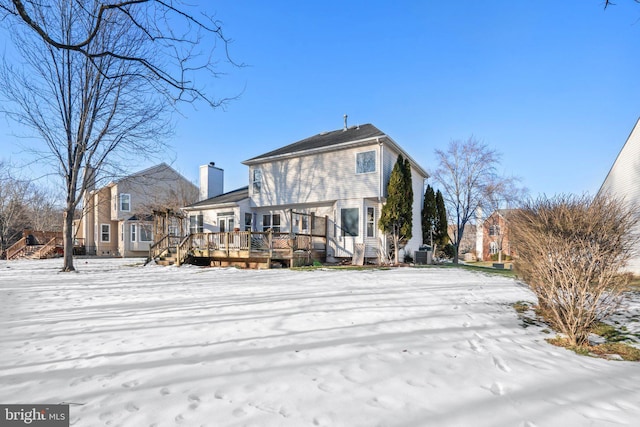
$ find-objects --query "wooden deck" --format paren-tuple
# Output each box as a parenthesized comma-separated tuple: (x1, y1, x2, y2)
(149, 231, 326, 268)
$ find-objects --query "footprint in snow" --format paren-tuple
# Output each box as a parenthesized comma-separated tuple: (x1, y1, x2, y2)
(188, 394, 200, 410)
(367, 395, 404, 410)
(492, 355, 511, 373)
(160, 387, 171, 396)
(489, 381, 505, 396)
(317, 382, 342, 393)
(122, 380, 139, 388)
(125, 402, 140, 412)
(232, 407, 248, 418)
(468, 339, 484, 353)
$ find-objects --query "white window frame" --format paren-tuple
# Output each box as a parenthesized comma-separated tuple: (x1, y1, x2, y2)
(100, 224, 110, 242)
(366, 207, 375, 238)
(189, 214, 204, 234)
(262, 213, 281, 232)
(139, 224, 153, 242)
(119, 193, 131, 212)
(244, 213, 253, 231)
(356, 150, 376, 174)
(252, 168, 262, 194)
(131, 224, 137, 242)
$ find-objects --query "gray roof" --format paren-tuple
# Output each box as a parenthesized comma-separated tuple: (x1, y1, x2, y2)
(244, 124, 385, 163)
(185, 186, 249, 209)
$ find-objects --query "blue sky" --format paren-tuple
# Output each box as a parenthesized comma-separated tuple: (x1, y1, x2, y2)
(1, 0, 639, 198)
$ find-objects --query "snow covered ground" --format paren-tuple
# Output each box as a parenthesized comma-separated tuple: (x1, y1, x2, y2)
(1, 258, 640, 427)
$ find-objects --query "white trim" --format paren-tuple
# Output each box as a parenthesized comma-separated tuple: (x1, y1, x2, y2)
(366, 206, 376, 238)
(100, 224, 111, 242)
(119, 193, 131, 212)
(355, 150, 377, 174)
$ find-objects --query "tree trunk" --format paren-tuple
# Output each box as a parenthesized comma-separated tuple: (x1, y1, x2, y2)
(62, 208, 75, 272)
(393, 234, 400, 265)
(453, 244, 459, 264)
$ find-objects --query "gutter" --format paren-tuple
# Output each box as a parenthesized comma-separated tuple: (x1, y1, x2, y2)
(242, 135, 386, 166)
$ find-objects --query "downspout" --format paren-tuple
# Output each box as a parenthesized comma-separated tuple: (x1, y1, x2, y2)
(378, 138, 385, 263)
(378, 138, 383, 201)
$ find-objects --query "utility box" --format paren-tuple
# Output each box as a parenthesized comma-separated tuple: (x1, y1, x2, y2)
(415, 249, 432, 265)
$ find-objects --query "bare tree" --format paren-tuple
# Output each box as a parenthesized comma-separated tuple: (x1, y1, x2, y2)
(433, 137, 505, 263)
(0, 162, 31, 253)
(604, 0, 640, 9)
(510, 194, 639, 347)
(0, 1, 237, 271)
(27, 185, 63, 232)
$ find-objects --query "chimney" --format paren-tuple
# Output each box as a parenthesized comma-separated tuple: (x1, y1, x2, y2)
(199, 163, 224, 201)
(343, 114, 348, 131)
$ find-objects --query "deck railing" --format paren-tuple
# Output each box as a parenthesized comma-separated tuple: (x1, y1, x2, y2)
(188, 231, 315, 253)
(149, 230, 324, 265)
(148, 233, 182, 263)
(33, 237, 63, 259)
(175, 234, 193, 266)
(6, 237, 27, 260)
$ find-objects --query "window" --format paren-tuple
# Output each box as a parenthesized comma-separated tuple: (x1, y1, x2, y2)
(219, 217, 234, 232)
(100, 224, 110, 242)
(189, 214, 204, 233)
(119, 194, 131, 212)
(120, 223, 124, 242)
(490, 241, 499, 255)
(341, 208, 359, 236)
(489, 225, 501, 236)
(244, 213, 253, 231)
(140, 224, 153, 242)
(366, 207, 375, 238)
(262, 213, 281, 232)
(131, 224, 137, 242)
(356, 151, 376, 174)
(252, 169, 262, 194)
(168, 226, 178, 236)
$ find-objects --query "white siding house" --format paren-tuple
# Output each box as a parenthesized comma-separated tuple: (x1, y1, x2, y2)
(598, 117, 640, 274)
(183, 123, 428, 264)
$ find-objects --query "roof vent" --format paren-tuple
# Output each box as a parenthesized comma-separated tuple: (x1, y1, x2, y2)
(343, 114, 348, 131)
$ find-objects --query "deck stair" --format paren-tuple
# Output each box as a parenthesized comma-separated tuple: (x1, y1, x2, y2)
(155, 248, 178, 266)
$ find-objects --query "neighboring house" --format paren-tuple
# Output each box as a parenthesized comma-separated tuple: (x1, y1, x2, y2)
(74, 163, 198, 257)
(478, 209, 515, 262)
(598, 117, 640, 274)
(184, 123, 428, 264)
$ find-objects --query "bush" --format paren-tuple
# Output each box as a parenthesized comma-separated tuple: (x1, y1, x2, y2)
(509, 194, 639, 346)
(490, 253, 512, 261)
(441, 244, 456, 259)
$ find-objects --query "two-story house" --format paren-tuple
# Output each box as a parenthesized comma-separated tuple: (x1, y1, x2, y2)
(478, 209, 515, 262)
(75, 163, 198, 257)
(183, 123, 428, 264)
